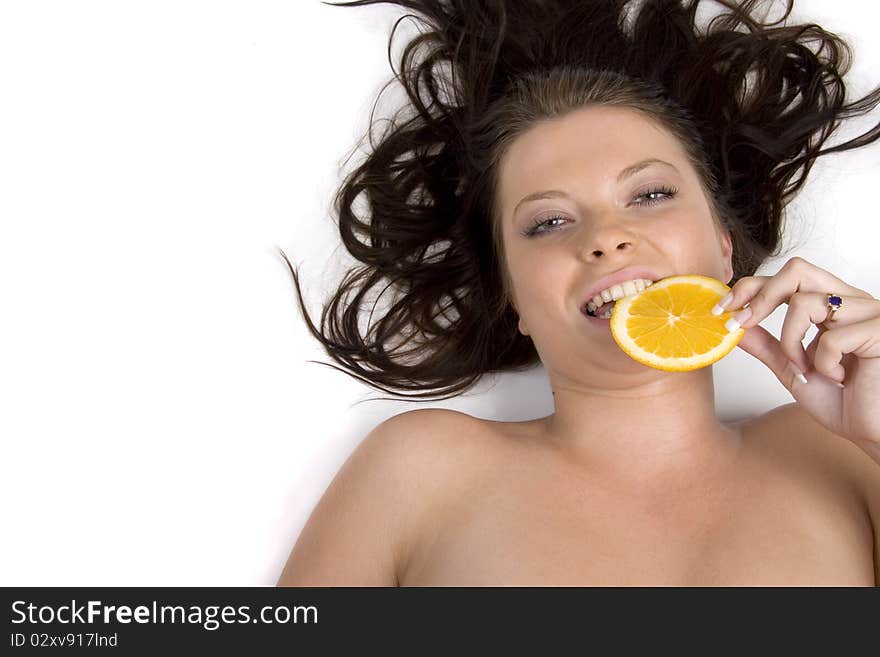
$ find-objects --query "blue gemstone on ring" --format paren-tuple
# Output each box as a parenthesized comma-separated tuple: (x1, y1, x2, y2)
(828, 295, 842, 308)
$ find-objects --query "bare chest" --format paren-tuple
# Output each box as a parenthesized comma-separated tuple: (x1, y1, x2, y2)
(400, 429, 874, 586)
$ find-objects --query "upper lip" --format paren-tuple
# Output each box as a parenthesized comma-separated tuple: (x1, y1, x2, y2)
(581, 266, 663, 311)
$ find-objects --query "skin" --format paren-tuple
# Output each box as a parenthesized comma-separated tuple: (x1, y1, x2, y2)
(278, 104, 879, 586)
(498, 104, 740, 488)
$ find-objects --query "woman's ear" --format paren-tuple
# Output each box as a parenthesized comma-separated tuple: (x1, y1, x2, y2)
(510, 297, 529, 336)
(720, 227, 734, 285)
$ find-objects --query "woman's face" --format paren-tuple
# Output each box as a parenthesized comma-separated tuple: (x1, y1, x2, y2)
(496, 104, 733, 371)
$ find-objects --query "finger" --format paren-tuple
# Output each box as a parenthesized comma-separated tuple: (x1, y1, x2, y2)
(778, 291, 816, 372)
(715, 257, 872, 331)
(711, 275, 770, 317)
(717, 283, 880, 354)
(734, 323, 789, 381)
(776, 291, 879, 372)
(736, 324, 848, 402)
(804, 326, 824, 361)
(818, 294, 880, 329)
(740, 257, 867, 329)
(736, 323, 820, 391)
(813, 317, 880, 383)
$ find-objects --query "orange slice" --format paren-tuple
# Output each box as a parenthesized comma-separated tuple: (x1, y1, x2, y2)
(609, 274, 744, 371)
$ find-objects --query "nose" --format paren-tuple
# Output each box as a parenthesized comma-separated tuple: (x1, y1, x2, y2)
(579, 223, 637, 261)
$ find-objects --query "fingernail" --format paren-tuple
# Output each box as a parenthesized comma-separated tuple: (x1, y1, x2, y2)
(834, 381, 845, 389)
(725, 307, 752, 332)
(787, 361, 808, 385)
(711, 292, 734, 316)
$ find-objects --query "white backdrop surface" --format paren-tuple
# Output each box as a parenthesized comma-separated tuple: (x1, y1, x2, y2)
(1, 1, 877, 585)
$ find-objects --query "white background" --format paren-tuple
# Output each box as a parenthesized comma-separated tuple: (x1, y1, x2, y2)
(1, 1, 877, 585)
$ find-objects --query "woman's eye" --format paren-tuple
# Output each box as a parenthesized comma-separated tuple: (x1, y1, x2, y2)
(522, 214, 568, 237)
(521, 185, 679, 237)
(636, 185, 678, 207)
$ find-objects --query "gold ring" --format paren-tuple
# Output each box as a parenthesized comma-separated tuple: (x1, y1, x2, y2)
(826, 293, 843, 322)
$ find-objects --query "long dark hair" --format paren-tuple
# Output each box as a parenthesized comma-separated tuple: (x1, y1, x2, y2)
(280, 0, 880, 403)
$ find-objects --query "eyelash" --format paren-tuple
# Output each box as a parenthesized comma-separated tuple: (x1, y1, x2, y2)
(521, 185, 679, 237)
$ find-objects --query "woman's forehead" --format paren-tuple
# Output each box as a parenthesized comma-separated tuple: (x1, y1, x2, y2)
(497, 109, 690, 219)
(498, 107, 684, 190)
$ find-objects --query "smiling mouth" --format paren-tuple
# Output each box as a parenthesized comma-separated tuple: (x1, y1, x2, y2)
(582, 278, 656, 319)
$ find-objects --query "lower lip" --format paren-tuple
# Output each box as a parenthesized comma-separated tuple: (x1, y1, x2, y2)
(582, 310, 611, 324)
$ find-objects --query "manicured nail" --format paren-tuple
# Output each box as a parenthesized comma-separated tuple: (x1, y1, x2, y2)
(725, 307, 752, 332)
(711, 292, 734, 316)
(787, 361, 808, 385)
(834, 381, 845, 389)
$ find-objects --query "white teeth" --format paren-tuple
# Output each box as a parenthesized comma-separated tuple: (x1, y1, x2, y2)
(585, 278, 654, 312)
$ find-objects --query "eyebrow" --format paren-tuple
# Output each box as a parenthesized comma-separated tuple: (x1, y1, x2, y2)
(512, 158, 679, 217)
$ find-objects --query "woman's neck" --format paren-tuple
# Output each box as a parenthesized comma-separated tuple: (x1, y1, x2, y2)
(540, 367, 743, 488)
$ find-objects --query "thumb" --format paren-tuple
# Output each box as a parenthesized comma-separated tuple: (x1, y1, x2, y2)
(734, 324, 789, 381)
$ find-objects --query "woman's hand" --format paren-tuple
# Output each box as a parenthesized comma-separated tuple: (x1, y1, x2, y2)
(713, 257, 880, 459)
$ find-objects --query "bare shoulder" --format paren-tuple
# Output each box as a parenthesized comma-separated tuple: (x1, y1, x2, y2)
(749, 402, 879, 491)
(370, 407, 507, 511)
(746, 401, 879, 583)
(367, 408, 512, 579)
(357, 408, 501, 491)
(369, 407, 500, 465)
(276, 408, 496, 586)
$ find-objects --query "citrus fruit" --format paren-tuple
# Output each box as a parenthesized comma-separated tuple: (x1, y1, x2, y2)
(609, 274, 745, 371)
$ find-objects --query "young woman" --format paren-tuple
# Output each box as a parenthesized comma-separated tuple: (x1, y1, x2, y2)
(277, 0, 880, 585)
